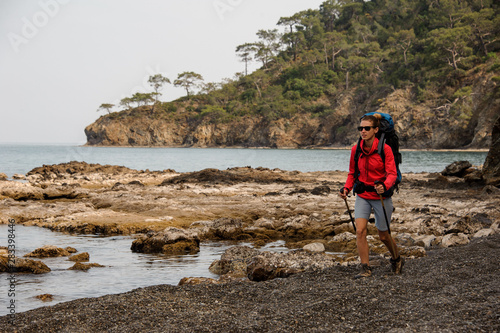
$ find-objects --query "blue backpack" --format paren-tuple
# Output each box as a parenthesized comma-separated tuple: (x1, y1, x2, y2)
(354, 112, 402, 196)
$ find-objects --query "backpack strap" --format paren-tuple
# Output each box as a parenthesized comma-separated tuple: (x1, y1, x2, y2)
(354, 137, 362, 180)
(377, 132, 386, 163)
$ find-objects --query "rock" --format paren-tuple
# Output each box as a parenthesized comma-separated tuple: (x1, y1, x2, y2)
(13, 174, 26, 180)
(69, 252, 89, 262)
(303, 242, 325, 252)
(209, 246, 260, 276)
(178, 277, 220, 286)
(414, 235, 437, 248)
(131, 227, 200, 254)
(441, 233, 469, 247)
(482, 115, 500, 186)
(481, 185, 500, 195)
(441, 161, 472, 177)
(68, 262, 105, 271)
(35, 294, 54, 302)
(0, 173, 7, 180)
(0, 182, 44, 200)
(445, 214, 492, 235)
(399, 246, 427, 258)
(65, 247, 78, 254)
(0, 256, 51, 274)
(310, 185, 330, 195)
(24, 245, 70, 258)
(473, 228, 495, 238)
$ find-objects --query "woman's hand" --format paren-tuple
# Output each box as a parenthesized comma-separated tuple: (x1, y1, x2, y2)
(374, 183, 385, 195)
(339, 187, 349, 200)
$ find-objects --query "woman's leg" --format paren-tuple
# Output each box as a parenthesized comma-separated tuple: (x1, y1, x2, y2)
(356, 218, 369, 264)
(378, 230, 399, 259)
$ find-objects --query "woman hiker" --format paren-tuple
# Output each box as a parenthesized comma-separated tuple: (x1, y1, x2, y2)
(339, 113, 404, 278)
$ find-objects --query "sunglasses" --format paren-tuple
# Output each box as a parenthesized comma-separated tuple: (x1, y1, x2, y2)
(357, 126, 376, 131)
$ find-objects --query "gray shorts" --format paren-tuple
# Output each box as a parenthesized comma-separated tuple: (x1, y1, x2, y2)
(354, 196, 393, 232)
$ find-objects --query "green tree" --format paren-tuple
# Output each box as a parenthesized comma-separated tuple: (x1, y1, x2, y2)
(131, 92, 155, 107)
(428, 26, 473, 70)
(236, 43, 257, 75)
(174, 71, 204, 97)
(98, 103, 114, 114)
(148, 74, 171, 104)
(120, 97, 133, 110)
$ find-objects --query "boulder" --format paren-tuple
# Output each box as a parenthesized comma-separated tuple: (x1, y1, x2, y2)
(441, 233, 469, 247)
(35, 294, 54, 302)
(483, 115, 500, 186)
(131, 227, 200, 254)
(0, 256, 51, 274)
(209, 246, 260, 276)
(441, 161, 472, 177)
(178, 277, 220, 286)
(24, 245, 70, 258)
(303, 242, 325, 253)
(0, 173, 7, 180)
(473, 228, 495, 238)
(68, 262, 105, 271)
(69, 252, 89, 262)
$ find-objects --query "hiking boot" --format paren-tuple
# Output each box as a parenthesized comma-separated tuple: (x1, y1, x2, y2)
(354, 263, 372, 279)
(390, 256, 405, 274)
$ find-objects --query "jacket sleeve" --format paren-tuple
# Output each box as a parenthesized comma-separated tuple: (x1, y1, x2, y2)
(344, 145, 357, 191)
(383, 144, 398, 190)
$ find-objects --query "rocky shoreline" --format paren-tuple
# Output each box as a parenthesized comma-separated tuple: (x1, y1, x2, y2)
(1, 234, 498, 332)
(0, 160, 499, 331)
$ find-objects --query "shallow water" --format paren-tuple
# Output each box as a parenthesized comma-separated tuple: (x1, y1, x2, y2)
(0, 225, 288, 315)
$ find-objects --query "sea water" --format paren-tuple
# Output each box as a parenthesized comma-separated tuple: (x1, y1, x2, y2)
(0, 143, 489, 177)
(0, 224, 288, 315)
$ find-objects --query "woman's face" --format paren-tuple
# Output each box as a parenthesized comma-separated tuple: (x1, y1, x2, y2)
(359, 119, 378, 141)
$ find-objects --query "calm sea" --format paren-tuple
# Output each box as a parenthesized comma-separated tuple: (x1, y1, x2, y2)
(0, 143, 489, 177)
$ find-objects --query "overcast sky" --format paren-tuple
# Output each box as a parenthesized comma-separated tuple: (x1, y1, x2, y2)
(0, 0, 326, 144)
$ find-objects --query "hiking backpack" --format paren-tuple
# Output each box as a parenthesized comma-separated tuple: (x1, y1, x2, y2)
(354, 111, 402, 196)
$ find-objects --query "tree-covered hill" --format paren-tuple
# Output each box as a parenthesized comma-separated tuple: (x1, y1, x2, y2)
(87, 0, 500, 148)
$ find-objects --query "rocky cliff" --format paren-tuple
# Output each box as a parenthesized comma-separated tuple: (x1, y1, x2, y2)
(85, 70, 499, 149)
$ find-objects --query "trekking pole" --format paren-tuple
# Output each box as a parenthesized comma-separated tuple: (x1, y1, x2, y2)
(340, 189, 356, 232)
(374, 180, 391, 235)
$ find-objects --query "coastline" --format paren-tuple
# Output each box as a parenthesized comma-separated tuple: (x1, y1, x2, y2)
(1, 234, 498, 332)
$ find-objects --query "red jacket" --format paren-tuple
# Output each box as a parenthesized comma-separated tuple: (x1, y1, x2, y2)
(344, 137, 397, 200)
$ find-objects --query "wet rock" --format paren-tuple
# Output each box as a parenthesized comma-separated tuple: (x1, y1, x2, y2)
(35, 294, 54, 302)
(441, 233, 469, 247)
(441, 161, 472, 177)
(69, 252, 89, 262)
(24, 245, 70, 258)
(68, 262, 105, 271)
(0, 256, 51, 274)
(131, 227, 200, 254)
(65, 247, 78, 254)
